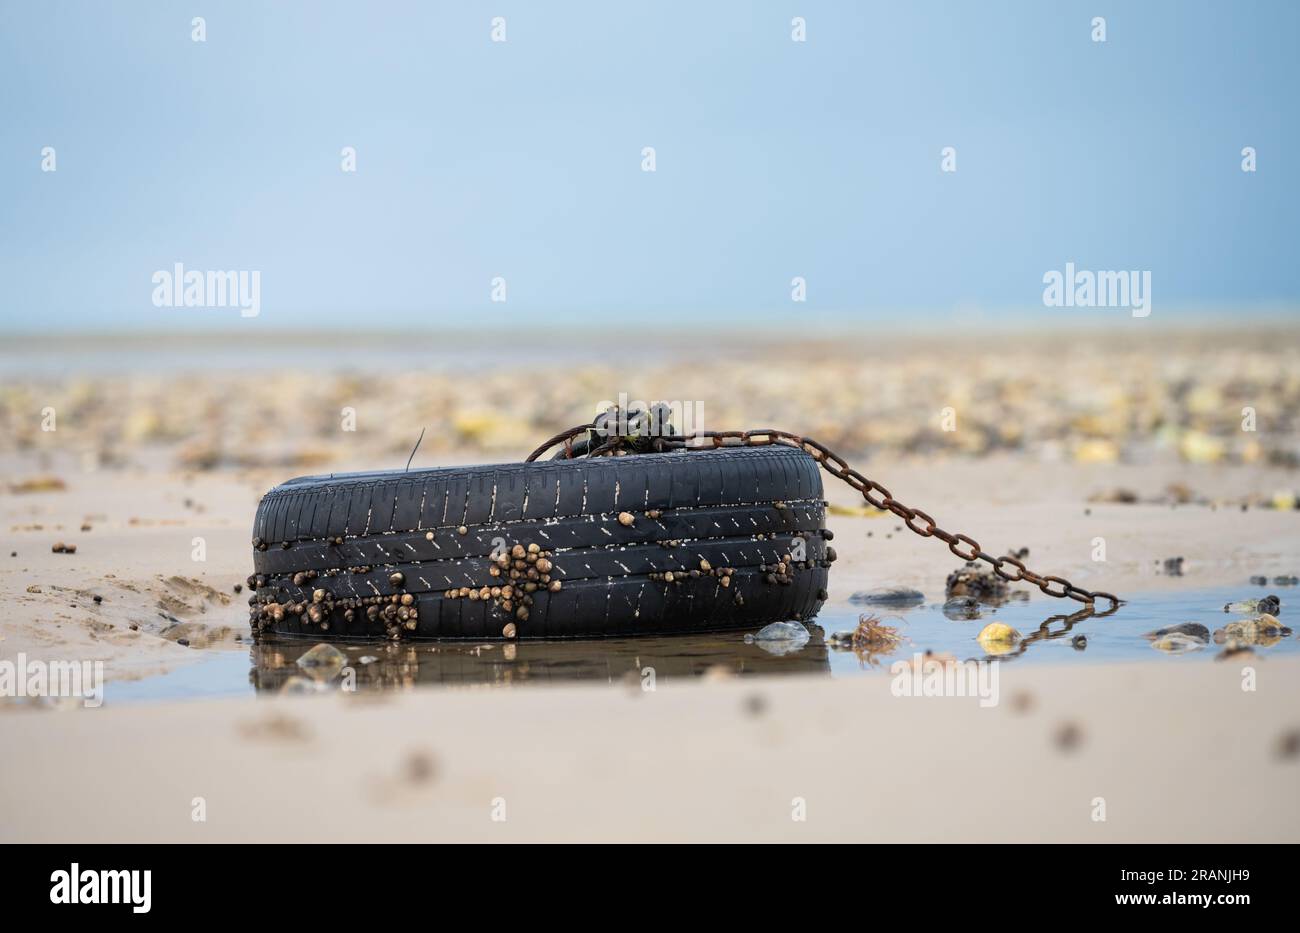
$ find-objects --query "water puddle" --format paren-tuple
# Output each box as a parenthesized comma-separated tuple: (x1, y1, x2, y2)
(103, 585, 1296, 703)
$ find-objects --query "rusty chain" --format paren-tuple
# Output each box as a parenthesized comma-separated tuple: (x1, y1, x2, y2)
(526, 424, 1122, 613)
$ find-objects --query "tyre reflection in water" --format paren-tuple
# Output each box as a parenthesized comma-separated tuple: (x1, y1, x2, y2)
(250, 626, 832, 694)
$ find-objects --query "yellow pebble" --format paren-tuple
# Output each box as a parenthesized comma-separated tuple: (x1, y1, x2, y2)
(976, 622, 1021, 654)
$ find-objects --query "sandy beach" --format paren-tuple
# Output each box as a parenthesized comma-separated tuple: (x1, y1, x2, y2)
(2, 328, 1299, 842)
(2, 453, 1298, 676)
(4, 655, 1298, 843)
(6, 0, 1300, 856)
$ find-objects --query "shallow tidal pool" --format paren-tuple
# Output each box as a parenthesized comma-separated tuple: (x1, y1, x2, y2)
(101, 584, 1298, 704)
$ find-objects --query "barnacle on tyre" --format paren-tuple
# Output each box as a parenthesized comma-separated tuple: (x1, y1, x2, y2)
(250, 446, 829, 640)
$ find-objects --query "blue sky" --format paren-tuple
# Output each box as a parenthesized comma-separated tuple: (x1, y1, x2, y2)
(1, 0, 1297, 333)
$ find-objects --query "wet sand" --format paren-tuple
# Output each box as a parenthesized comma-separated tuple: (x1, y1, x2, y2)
(3, 453, 1298, 678)
(3, 455, 1299, 841)
(2, 447, 1300, 670)
(2, 327, 1299, 840)
(2, 654, 1297, 842)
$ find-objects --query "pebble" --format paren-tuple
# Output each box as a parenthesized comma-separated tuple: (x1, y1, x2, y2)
(1224, 595, 1280, 616)
(848, 586, 925, 607)
(404, 751, 438, 784)
(942, 596, 982, 620)
(976, 622, 1020, 654)
(1142, 622, 1210, 643)
(1214, 615, 1292, 646)
(1089, 488, 1138, 504)
(1150, 633, 1207, 654)
(1270, 490, 1299, 511)
(617, 511, 634, 526)
(296, 643, 347, 679)
(744, 621, 810, 656)
(945, 563, 1007, 601)
(1054, 722, 1084, 752)
(1277, 729, 1300, 761)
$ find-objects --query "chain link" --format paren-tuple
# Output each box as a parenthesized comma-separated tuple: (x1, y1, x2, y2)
(526, 424, 1123, 612)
